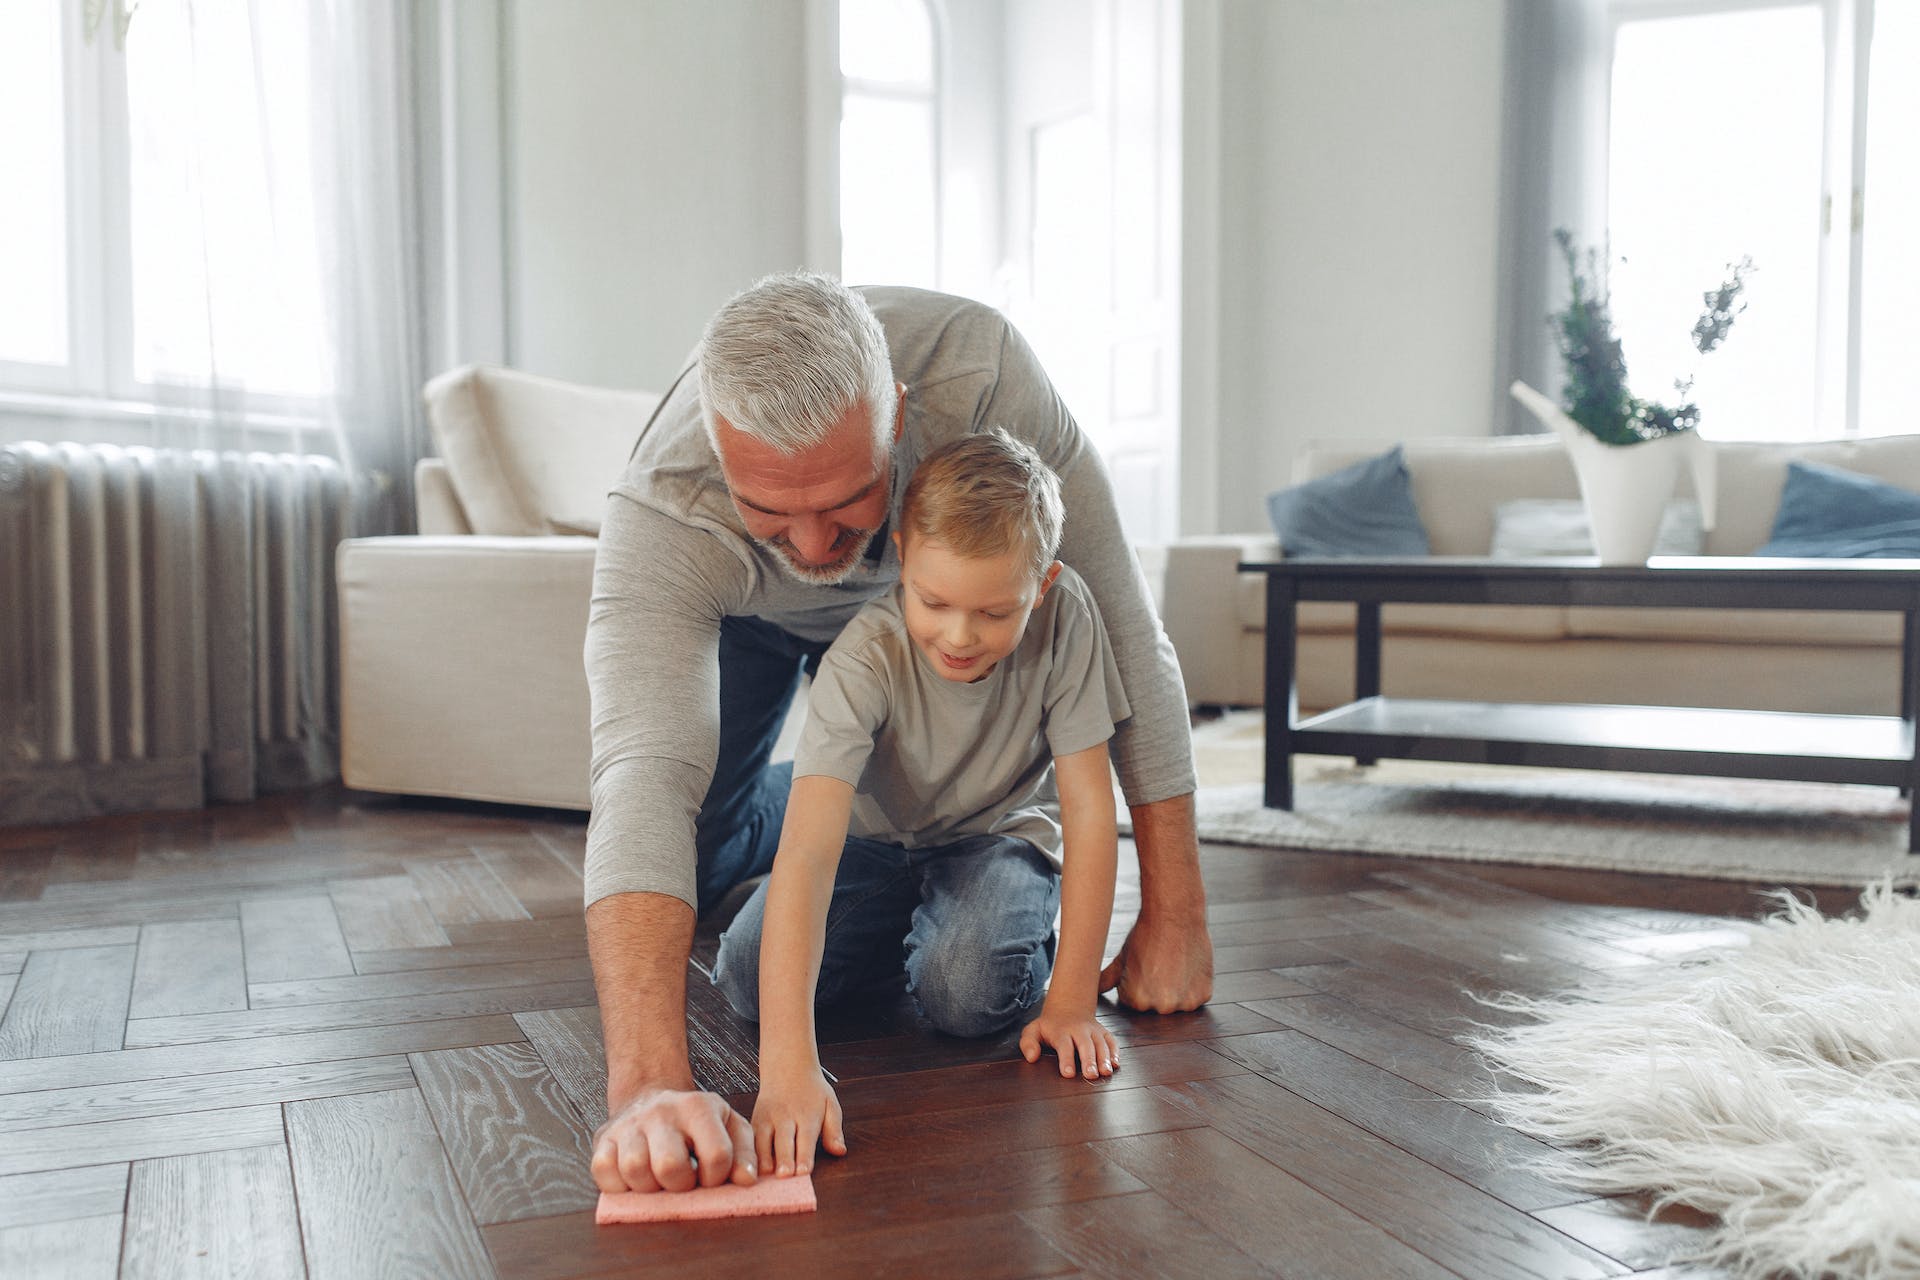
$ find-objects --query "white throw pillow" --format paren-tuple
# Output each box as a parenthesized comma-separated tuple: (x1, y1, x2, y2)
(1490, 499, 1705, 558)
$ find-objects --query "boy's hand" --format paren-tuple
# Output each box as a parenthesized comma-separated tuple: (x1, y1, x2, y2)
(751, 1066, 847, 1178)
(1019, 1006, 1119, 1081)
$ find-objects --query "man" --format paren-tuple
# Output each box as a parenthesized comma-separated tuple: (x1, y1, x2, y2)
(584, 272, 1211, 1195)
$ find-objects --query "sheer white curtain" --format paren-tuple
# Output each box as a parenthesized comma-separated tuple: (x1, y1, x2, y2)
(0, 1, 426, 821)
(125, 0, 426, 494)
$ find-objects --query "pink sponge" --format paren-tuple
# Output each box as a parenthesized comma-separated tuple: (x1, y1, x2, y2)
(596, 1174, 817, 1224)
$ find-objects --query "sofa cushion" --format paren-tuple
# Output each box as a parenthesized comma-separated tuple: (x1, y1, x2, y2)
(1562, 607, 1898, 647)
(1300, 435, 1583, 555)
(1754, 460, 1920, 558)
(1490, 499, 1705, 558)
(1265, 446, 1429, 557)
(1230, 575, 1567, 640)
(424, 364, 661, 536)
(1704, 436, 1920, 554)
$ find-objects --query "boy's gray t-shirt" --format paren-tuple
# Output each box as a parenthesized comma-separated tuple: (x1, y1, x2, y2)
(794, 566, 1129, 866)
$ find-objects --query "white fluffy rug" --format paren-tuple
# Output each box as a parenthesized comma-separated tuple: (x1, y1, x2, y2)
(1155, 711, 1920, 887)
(1470, 884, 1920, 1279)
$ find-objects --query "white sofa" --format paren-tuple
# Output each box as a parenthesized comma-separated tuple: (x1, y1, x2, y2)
(1162, 434, 1920, 715)
(338, 366, 658, 810)
(339, 366, 1920, 810)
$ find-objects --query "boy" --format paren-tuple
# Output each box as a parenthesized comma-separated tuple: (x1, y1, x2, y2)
(710, 429, 1129, 1179)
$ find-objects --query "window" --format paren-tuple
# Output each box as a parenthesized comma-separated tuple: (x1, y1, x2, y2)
(0, 5, 332, 424)
(839, 0, 940, 289)
(1604, 0, 1911, 440)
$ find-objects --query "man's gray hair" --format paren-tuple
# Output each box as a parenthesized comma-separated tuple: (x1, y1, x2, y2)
(699, 270, 897, 456)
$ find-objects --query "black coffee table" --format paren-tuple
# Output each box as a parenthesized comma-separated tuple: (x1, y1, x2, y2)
(1241, 556, 1920, 853)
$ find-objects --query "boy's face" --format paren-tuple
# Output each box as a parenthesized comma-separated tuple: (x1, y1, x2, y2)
(894, 531, 1061, 682)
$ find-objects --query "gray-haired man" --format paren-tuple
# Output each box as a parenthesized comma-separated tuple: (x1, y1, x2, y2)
(584, 271, 1212, 1195)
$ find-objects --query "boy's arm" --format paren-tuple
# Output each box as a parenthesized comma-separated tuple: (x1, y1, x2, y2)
(754, 773, 856, 1176)
(1020, 742, 1120, 1079)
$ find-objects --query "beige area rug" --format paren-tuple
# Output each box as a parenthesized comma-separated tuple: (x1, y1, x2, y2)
(1159, 711, 1920, 888)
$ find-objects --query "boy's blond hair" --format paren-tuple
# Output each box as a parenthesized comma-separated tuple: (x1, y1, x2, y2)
(901, 429, 1064, 580)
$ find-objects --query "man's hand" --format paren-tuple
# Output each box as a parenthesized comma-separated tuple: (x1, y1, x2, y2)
(590, 1085, 757, 1193)
(752, 1065, 846, 1178)
(1098, 911, 1214, 1012)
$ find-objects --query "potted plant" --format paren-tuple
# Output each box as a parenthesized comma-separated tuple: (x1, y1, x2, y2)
(1511, 230, 1753, 564)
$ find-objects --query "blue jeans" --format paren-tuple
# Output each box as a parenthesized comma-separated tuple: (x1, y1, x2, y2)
(711, 832, 1061, 1039)
(691, 615, 833, 915)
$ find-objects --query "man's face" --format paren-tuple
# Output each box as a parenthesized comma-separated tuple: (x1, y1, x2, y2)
(895, 530, 1059, 682)
(714, 389, 902, 585)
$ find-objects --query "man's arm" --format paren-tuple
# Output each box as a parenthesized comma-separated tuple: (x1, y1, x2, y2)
(1101, 793, 1213, 1012)
(582, 491, 753, 1189)
(586, 892, 755, 1192)
(983, 321, 1213, 1011)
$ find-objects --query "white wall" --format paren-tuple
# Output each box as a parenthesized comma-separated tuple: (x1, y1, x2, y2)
(502, 0, 813, 392)
(1196, 0, 1509, 532)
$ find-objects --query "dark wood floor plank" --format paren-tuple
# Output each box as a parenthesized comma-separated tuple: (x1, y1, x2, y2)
(0, 1164, 129, 1230)
(1205, 891, 1394, 924)
(466, 839, 585, 918)
(121, 1145, 305, 1279)
(483, 1207, 1073, 1280)
(327, 875, 452, 951)
(1156, 1075, 1625, 1280)
(0, 1055, 413, 1134)
(0, 1014, 523, 1095)
(122, 979, 597, 1049)
(410, 1042, 597, 1225)
(1531, 1197, 1720, 1271)
(685, 962, 759, 1095)
(513, 1006, 608, 1130)
(351, 930, 588, 975)
(1313, 910, 1596, 996)
(1205, 910, 1394, 947)
(251, 955, 590, 1010)
(0, 925, 139, 953)
(1268, 960, 1518, 1042)
(241, 895, 355, 984)
(845, 1085, 1204, 1173)
(0, 896, 241, 935)
(1017, 1191, 1270, 1279)
(835, 1040, 1246, 1123)
(0, 945, 136, 1059)
(1207, 1029, 1576, 1210)
(444, 915, 587, 947)
(0, 1213, 123, 1279)
(286, 1087, 495, 1280)
(484, 1146, 1139, 1280)
(1097, 1127, 1463, 1280)
(130, 919, 248, 1019)
(1209, 937, 1340, 973)
(406, 857, 532, 928)
(1206, 968, 1315, 1002)
(0, 1104, 285, 1177)
(1244, 993, 1498, 1104)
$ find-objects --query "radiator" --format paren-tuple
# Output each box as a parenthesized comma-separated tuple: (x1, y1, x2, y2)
(0, 442, 353, 825)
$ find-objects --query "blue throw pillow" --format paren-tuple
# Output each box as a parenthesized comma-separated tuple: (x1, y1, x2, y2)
(1265, 446, 1430, 558)
(1755, 460, 1920, 558)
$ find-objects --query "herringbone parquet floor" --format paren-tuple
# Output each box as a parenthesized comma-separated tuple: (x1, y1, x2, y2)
(0, 784, 1814, 1278)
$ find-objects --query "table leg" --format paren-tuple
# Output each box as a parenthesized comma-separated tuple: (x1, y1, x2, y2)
(1263, 573, 1298, 810)
(1354, 601, 1381, 766)
(1907, 596, 1920, 849)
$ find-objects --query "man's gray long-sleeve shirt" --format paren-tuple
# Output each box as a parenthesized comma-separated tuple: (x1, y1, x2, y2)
(583, 286, 1195, 909)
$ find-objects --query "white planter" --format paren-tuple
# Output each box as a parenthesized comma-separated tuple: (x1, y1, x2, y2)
(1510, 381, 1717, 565)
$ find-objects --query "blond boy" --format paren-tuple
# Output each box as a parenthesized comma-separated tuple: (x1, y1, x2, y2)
(711, 429, 1129, 1177)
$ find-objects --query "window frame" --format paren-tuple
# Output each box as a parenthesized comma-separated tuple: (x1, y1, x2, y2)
(836, 0, 945, 290)
(0, 10, 336, 443)
(1599, 0, 1877, 438)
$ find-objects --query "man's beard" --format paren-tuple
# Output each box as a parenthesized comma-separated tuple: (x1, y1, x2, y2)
(757, 525, 879, 586)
